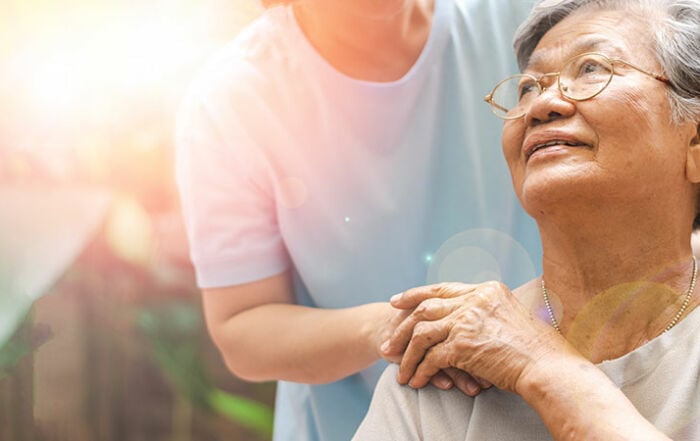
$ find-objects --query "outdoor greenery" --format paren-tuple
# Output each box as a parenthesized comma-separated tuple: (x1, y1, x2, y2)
(0, 1, 275, 439)
(138, 302, 275, 439)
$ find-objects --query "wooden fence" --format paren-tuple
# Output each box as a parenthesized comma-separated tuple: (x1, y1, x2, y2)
(0, 236, 275, 441)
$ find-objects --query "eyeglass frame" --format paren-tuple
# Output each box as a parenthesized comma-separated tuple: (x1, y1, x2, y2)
(483, 52, 670, 120)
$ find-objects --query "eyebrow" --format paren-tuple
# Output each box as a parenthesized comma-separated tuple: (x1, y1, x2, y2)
(526, 37, 623, 71)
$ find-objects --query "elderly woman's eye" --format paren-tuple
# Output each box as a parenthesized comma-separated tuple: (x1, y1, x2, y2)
(518, 80, 538, 100)
(581, 61, 602, 73)
(573, 57, 612, 78)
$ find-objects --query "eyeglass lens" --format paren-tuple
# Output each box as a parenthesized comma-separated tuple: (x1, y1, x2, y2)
(490, 53, 614, 119)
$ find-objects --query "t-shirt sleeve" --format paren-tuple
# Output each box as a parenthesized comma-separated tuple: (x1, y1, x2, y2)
(175, 68, 290, 288)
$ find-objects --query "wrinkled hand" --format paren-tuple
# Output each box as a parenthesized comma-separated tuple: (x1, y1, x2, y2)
(381, 281, 562, 394)
(375, 301, 485, 394)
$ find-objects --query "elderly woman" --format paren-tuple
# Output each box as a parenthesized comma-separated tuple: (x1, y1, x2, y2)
(352, 0, 700, 439)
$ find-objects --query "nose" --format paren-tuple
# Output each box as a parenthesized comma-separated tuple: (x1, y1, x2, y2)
(524, 85, 576, 126)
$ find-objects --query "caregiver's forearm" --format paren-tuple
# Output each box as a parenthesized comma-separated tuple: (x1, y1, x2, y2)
(212, 301, 395, 384)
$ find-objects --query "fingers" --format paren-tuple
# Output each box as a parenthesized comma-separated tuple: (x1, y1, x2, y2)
(428, 370, 454, 390)
(382, 297, 461, 356)
(385, 281, 507, 356)
(411, 368, 487, 397)
(474, 376, 493, 390)
(397, 319, 451, 383)
(390, 282, 478, 309)
(443, 368, 484, 397)
(374, 307, 413, 363)
(406, 343, 447, 389)
(381, 353, 403, 364)
(389, 280, 538, 395)
(426, 369, 488, 394)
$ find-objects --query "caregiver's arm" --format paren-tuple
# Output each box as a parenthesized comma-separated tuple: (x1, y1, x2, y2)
(202, 271, 400, 384)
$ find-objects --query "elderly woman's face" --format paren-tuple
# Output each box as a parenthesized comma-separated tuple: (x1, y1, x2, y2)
(502, 8, 697, 215)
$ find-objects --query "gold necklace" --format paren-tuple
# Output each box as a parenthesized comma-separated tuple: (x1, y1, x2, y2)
(541, 256, 698, 334)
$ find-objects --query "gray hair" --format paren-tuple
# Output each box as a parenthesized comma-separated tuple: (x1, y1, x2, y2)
(513, 0, 700, 125)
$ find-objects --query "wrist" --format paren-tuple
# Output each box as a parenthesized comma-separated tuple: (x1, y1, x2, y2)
(516, 351, 669, 441)
(514, 337, 585, 399)
(358, 302, 396, 359)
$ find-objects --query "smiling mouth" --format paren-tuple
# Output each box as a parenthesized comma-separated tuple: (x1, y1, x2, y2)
(527, 140, 591, 159)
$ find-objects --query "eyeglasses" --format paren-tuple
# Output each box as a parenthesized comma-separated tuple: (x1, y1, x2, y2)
(483, 52, 670, 120)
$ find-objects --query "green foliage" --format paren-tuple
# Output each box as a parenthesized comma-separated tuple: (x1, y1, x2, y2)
(137, 302, 274, 439)
(0, 311, 51, 380)
(137, 303, 212, 408)
(0, 333, 32, 379)
(208, 389, 274, 438)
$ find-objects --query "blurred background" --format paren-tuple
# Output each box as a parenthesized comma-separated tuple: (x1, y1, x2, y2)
(0, 1, 277, 440)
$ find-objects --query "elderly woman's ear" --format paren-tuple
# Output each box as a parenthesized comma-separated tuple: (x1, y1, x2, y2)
(686, 124, 700, 183)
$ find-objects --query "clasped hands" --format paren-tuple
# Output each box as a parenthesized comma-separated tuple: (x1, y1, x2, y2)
(379, 281, 564, 397)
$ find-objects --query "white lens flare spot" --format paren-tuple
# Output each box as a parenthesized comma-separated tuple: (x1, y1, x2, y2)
(432, 246, 501, 283)
(427, 229, 536, 287)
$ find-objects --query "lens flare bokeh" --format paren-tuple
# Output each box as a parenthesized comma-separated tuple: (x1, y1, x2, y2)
(0, 1, 276, 440)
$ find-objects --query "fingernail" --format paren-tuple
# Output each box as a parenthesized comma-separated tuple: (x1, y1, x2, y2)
(380, 340, 390, 353)
(466, 382, 479, 396)
(437, 378, 453, 389)
(390, 293, 402, 303)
